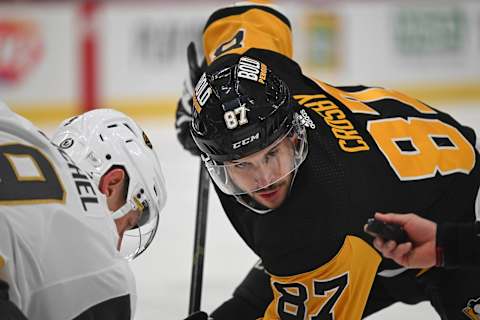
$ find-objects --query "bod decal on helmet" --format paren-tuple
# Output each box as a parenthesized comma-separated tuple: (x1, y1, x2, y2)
(237, 56, 267, 84)
(193, 73, 212, 113)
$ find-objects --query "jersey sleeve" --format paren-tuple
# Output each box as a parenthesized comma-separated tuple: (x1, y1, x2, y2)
(262, 236, 381, 320)
(211, 260, 273, 319)
(203, 1, 292, 64)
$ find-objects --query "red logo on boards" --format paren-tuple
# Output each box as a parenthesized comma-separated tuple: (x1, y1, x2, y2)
(0, 21, 43, 84)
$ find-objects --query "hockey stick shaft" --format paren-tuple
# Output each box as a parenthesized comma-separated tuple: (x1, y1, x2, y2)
(188, 159, 210, 314)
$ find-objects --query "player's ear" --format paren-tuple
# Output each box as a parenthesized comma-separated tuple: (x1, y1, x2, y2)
(98, 168, 125, 197)
(288, 131, 299, 145)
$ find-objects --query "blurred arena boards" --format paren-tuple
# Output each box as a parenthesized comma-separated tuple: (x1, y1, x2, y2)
(1, 0, 479, 124)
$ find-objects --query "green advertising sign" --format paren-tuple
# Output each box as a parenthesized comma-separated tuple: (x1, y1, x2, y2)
(393, 7, 467, 55)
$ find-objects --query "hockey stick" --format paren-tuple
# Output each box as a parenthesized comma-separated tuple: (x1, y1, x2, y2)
(188, 159, 210, 314)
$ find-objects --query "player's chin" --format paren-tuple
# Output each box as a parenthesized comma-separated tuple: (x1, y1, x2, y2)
(253, 183, 288, 209)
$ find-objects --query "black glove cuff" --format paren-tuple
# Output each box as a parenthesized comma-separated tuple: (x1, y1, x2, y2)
(437, 221, 477, 268)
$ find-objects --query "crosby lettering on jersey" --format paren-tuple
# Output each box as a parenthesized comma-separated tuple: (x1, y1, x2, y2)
(294, 93, 370, 153)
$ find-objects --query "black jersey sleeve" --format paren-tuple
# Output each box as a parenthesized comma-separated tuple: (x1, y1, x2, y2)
(72, 294, 131, 320)
(0, 280, 28, 320)
(437, 221, 480, 268)
(211, 261, 272, 320)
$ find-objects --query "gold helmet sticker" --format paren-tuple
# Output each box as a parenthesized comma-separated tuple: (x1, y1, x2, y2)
(463, 298, 480, 320)
(142, 131, 153, 149)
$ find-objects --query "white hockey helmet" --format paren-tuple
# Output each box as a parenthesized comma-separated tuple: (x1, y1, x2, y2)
(51, 108, 167, 260)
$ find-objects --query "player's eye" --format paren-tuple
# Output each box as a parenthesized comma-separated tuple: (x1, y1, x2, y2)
(265, 147, 279, 160)
(233, 162, 251, 170)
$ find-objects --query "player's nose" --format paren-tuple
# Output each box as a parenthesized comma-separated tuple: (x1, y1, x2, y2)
(253, 166, 275, 187)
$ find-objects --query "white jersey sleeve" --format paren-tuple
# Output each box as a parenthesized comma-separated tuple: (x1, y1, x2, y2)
(476, 142, 480, 220)
(0, 101, 137, 320)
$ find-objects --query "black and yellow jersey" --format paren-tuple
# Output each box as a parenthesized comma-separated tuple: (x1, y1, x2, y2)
(202, 3, 480, 319)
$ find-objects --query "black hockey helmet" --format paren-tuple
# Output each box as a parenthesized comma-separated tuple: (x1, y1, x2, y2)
(190, 54, 309, 214)
(190, 54, 293, 163)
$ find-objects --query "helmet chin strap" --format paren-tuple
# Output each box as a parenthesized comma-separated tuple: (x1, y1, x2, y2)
(111, 197, 144, 220)
(111, 202, 134, 220)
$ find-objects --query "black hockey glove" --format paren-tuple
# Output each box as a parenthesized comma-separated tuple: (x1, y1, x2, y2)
(175, 42, 205, 156)
(183, 311, 210, 320)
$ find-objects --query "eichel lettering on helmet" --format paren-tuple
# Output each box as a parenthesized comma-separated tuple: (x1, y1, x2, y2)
(57, 148, 99, 211)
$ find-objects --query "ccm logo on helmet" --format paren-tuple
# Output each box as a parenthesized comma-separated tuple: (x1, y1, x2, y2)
(237, 56, 267, 84)
(233, 132, 260, 149)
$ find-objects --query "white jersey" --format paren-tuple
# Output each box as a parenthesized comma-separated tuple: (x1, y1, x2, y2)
(0, 101, 136, 320)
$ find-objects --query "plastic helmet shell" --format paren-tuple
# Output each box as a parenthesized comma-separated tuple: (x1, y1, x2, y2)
(51, 108, 167, 259)
(191, 54, 293, 163)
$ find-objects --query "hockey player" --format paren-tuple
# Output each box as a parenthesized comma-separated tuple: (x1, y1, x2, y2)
(176, 2, 480, 319)
(0, 103, 167, 320)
